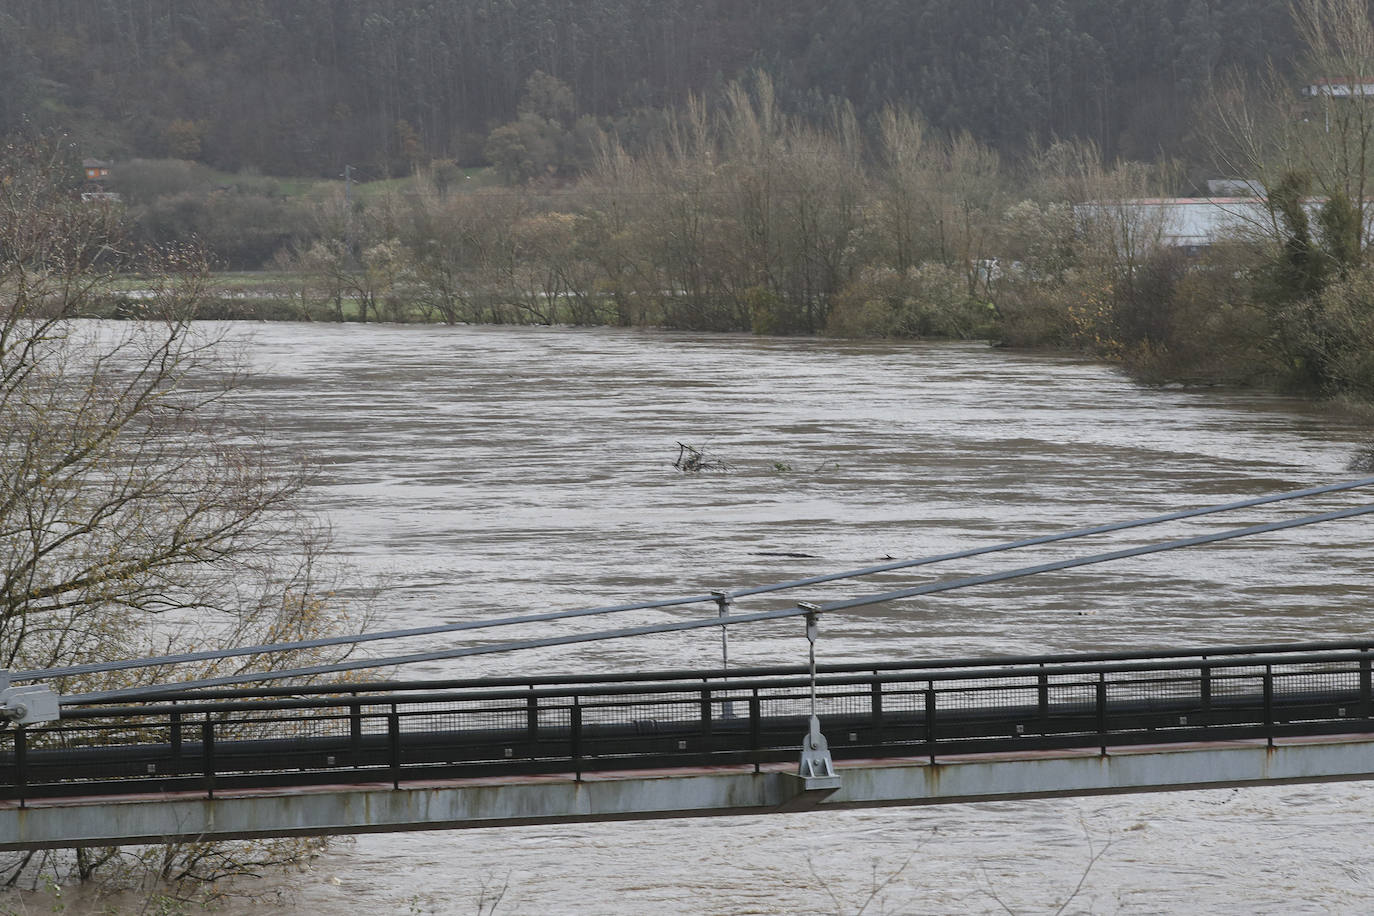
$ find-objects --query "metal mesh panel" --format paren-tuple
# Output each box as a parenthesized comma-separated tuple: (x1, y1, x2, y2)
(355, 711, 392, 735)
(815, 687, 867, 718)
(241, 711, 350, 740)
(1273, 665, 1357, 696)
(1210, 666, 1267, 697)
(1046, 680, 1096, 711)
(928, 676, 1035, 714)
(877, 684, 925, 714)
(401, 708, 523, 733)
(1110, 673, 1201, 701)
(397, 711, 472, 733)
(711, 695, 750, 722)
(586, 699, 696, 727)
(537, 706, 572, 729)
(32, 722, 133, 750)
(757, 689, 813, 719)
(47, 718, 171, 750)
(390, 698, 527, 734)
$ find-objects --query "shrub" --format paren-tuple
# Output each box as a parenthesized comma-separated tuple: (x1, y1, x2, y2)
(828, 263, 993, 339)
(994, 268, 1106, 349)
(1310, 268, 1374, 398)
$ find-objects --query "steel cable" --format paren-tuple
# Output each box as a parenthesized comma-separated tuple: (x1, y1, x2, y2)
(65, 499, 1374, 704)
(20, 474, 1374, 684)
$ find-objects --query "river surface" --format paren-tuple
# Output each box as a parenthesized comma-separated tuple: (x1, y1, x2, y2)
(84, 324, 1374, 912)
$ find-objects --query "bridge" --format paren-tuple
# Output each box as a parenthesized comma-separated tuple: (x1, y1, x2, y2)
(3, 478, 1374, 849)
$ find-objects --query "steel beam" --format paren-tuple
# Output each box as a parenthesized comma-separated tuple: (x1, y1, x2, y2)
(3, 734, 1373, 851)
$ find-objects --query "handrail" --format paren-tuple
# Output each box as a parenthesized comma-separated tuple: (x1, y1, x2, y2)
(67, 637, 1374, 703)
(7, 639, 1372, 804)
(51, 643, 1374, 716)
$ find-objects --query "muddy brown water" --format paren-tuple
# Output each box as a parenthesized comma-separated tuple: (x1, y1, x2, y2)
(51, 324, 1374, 913)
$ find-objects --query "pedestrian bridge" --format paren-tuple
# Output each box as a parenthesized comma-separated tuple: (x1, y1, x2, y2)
(5, 477, 1374, 850)
(6, 640, 1374, 850)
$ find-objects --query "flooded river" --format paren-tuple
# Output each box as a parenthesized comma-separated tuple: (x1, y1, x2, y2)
(95, 325, 1374, 912)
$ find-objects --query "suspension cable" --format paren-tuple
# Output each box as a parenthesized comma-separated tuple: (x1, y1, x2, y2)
(64, 499, 1374, 705)
(731, 474, 1374, 598)
(19, 474, 1374, 684)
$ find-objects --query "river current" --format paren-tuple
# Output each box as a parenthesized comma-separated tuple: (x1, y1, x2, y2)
(81, 324, 1374, 912)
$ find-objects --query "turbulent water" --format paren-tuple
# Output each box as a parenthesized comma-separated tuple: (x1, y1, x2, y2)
(69, 324, 1374, 913)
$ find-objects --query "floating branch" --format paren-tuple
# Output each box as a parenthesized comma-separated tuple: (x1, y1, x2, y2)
(674, 441, 730, 473)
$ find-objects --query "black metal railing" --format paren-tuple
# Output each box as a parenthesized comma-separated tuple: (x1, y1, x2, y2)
(3, 640, 1373, 803)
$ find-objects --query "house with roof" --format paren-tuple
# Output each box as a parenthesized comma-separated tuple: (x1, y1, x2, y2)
(82, 159, 112, 182)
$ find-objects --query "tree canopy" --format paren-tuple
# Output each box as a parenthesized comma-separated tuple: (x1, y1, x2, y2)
(0, 0, 1299, 176)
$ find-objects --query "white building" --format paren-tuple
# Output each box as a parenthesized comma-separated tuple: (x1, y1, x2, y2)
(1075, 197, 1275, 254)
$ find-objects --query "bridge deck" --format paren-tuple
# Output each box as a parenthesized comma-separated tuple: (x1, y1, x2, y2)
(5, 732, 1374, 850)
(4, 640, 1374, 848)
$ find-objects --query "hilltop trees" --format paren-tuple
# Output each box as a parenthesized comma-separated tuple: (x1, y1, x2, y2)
(0, 0, 1302, 175)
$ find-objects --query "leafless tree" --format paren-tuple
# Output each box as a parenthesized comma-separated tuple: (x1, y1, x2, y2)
(0, 136, 363, 894)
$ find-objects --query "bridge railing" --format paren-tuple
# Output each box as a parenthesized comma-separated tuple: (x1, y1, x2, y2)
(2, 641, 1372, 802)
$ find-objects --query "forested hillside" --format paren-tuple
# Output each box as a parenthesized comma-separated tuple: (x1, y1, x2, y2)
(1, 0, 1297, 177)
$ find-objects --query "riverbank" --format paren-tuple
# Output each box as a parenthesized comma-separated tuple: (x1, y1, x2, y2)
(91, 270, 1374, 415)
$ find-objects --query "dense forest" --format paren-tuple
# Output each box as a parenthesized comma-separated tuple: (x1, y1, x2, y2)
(1, 0, 1298, 177)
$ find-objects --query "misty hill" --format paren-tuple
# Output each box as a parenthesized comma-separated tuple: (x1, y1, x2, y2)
(1, 0, 1296, 177)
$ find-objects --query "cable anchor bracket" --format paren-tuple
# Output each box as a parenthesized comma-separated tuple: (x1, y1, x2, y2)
(0, 672, 61, 726)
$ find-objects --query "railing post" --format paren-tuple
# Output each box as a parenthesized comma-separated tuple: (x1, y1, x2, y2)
(749, 689, 761, 774)
(571, 698, 583, 782)
(870, 678, 884, 744)
(713, 590, 736, 719)
(1264, 664, 1274, 747)
(1096, 672, 1108, 756)
(925, 681, 937, 764)
(349, 693, 362, 766)
(14, 725, 26, 808)
(388, 706, 401, 789)
(202, 720, 216, 799)
(1200, 660, 1212, 713)
(170, 708, 183, 762)
(699, 684, 713, 757)
(1360, 651, 1372, 720)
(1037, 665, 1049, 723)
(526, 689, 539, 759)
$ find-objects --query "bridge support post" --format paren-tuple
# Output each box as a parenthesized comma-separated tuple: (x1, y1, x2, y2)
(711, 590, 732, 672)
(796, 603, 840, 791)
(712, 590, 735, 718)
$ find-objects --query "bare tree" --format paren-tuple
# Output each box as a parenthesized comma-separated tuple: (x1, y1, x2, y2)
(978, 817, 1114, 916)
(582, 133, 662, 326)
(1291, 0, 1374, 267)
(0, 137, 361, 893)
(874, 107, 945, 273)
(1206, 0, 1374, 260)
(1198, 0, 1374, 391)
